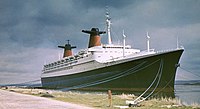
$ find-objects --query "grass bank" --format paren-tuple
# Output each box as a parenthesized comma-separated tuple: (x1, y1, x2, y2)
(1, 86, 199, 109)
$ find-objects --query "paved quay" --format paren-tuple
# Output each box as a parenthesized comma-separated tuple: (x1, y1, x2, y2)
(0, 89, 93, 109)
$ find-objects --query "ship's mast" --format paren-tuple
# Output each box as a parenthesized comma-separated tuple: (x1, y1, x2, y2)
(146, 32, 150, 52)
(123, 30, 126, 57)
(106, 11, 112, 44)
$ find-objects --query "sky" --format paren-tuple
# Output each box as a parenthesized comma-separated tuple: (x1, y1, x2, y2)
(0, 0, 200, 84)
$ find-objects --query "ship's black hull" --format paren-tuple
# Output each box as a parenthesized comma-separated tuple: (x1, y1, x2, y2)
(41, 49, 184, 97)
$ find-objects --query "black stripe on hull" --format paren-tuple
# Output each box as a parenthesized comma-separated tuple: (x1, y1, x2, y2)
(41, 49, 184, 97)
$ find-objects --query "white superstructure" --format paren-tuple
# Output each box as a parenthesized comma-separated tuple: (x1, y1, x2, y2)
(42, 11, 156, 78)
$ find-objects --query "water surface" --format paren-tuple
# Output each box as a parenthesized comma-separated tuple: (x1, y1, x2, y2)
(175, 85, 200, 105)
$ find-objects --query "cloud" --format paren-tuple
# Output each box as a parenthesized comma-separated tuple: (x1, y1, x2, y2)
(0, 46, 60, 84)
(0, 0, 200, 84)
(131, 0, 200, 27)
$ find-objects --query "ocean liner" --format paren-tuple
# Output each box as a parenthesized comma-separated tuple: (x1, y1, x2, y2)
(41, 12, 184, 97)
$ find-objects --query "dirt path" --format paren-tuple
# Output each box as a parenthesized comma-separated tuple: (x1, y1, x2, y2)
(0, 89, 93, 109)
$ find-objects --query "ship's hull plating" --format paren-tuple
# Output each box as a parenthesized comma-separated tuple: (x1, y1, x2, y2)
(41, 49, 184, 97)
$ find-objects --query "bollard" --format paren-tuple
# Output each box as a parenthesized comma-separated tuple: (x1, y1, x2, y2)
(108, 90, 112, 107)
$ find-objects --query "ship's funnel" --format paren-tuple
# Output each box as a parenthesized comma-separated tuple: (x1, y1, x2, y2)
(82, 28, 106, 48)
(58, 40, 76, 58)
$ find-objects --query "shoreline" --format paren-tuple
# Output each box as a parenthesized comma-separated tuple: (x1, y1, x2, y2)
(1, 86, 199, 109)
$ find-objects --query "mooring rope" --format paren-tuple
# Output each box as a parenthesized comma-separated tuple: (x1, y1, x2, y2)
(153, 65, 200, 97)
(129, 59, 164, 104)
(138, 59, 163, 102)
(153, 74, 174, 96)
(133, 59, 163, 102)
(179, 66, 200, 78)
